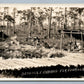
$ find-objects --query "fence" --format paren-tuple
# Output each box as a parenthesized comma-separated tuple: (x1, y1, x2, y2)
(60, 30, 84, 52)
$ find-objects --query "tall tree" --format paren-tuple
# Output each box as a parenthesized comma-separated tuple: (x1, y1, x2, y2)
(48, 7, 52, 38)
(77, 8, 84, 30)
(4, 7, 9, 35)
(4, 15, 15, 35)
(13, 8, 17, 34)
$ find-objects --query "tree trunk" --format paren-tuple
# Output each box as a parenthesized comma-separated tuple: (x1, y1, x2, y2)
(64, 7, 67, 29)
(28, 8, 32, 37)
(29, 15, 32, 37)
(63, 7, 67, 38)
(73, 14, 76, 30)
(55, 22, 58, 35)
(60, 30, 63, 52)
(7, 21, 9, 35)
(48, 7, 52, 38)
(13, 8, 16, 34)
(79, 14, 81, 30)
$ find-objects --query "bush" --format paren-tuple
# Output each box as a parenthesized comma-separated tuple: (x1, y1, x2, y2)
(2, 54, 11, 59)
(50, 52, 65, 58)
(0, 48, 22, 59)
(0, 48, 11, 59)
(22, 50, 43, 59)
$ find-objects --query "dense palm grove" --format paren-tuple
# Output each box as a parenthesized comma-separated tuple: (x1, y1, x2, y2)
(0, 6, 84, 59)
(0, 7, 84, 37)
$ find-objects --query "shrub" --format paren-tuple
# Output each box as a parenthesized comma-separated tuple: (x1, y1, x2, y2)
(50, 52, 65, 58)
(22, 50, 43, 59)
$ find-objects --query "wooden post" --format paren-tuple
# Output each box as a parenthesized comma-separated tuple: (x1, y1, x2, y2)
(7, 21, 9, 35)
(81, 32, 83, 44)
(60, 30, 63, 52)
(70, 30, 72, 42)
(74, 15, 75, 30)
(54, 24, 56, 39)
(2, 30, 4, 40)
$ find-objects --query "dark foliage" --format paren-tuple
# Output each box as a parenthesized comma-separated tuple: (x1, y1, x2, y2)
(50, 52, 65, 58)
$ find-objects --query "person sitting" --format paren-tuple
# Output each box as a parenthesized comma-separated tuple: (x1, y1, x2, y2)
(73, 41, 83, 52)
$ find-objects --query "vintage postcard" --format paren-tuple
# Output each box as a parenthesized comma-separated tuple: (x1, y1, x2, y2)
(0, 4, 84, 80)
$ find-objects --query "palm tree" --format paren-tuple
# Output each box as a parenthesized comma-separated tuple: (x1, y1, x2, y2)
(69, 7, 78, 30)
(77, 8, 84, 30)
(41, 7, 52, 38)
(17, 10, 23, 25)
(4, 7, 9, 35)
(4, 15, 15, 35)
(26, 8, 35, 37)
(37, 8, 47, 31)
(13, 8, 17, 34)
(48, 7, 52, 38)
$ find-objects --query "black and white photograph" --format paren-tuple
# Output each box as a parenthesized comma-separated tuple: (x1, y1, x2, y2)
(0, 4, 84, 79)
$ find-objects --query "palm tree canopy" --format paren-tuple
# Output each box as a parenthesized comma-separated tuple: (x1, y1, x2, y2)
(4, 15, 15, 23)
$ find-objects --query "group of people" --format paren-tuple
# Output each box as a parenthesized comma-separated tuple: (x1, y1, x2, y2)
(68, 40, 83, 52)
